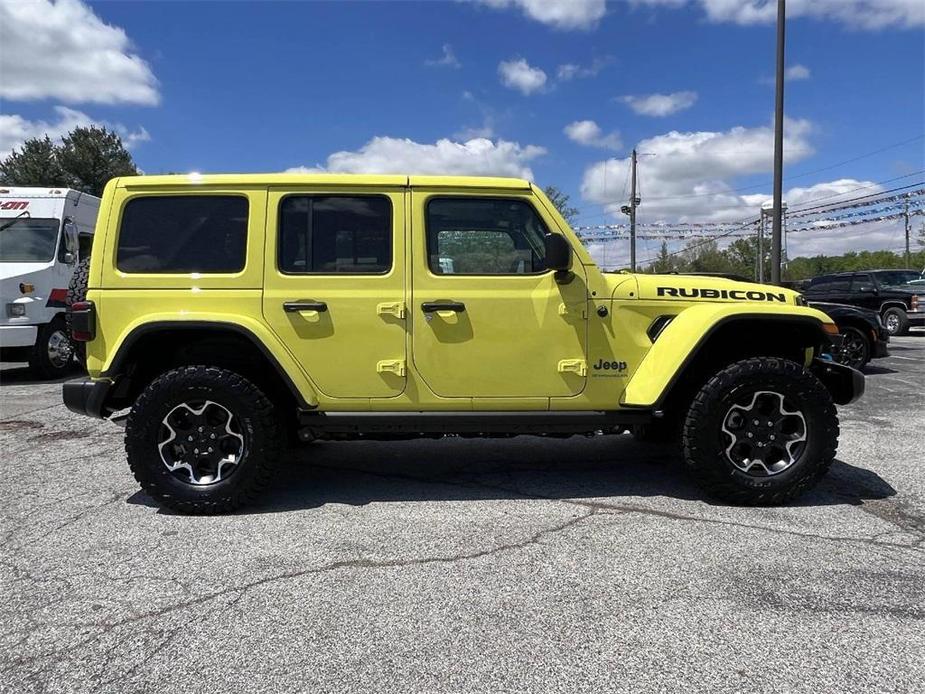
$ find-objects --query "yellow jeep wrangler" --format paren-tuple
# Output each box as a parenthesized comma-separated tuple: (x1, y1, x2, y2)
(64, 174, 863, 513)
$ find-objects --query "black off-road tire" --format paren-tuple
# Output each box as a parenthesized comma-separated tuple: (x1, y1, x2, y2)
(28, 316, 74, 379)
(125, 365, 282, 514)
(66, 256, 91, 367)
(881, 307, 909, 337)
(682, 357, 838, 505)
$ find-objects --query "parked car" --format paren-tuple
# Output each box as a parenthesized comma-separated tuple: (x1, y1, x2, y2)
(803, 269, 925, 336)
(64, 173, 861, 513)
(809, 302, 889, 370)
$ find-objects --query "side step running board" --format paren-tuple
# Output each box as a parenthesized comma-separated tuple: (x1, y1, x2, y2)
(297, 410, 654, 437)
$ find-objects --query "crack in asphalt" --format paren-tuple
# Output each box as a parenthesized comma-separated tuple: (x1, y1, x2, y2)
(2, 508, 601, 673)
(307, 461, 925, 553)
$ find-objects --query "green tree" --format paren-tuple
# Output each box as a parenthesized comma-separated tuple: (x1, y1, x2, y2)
(543, 185, 580, 225)
(649, 241, 678, 273)
(0, 125, 138, 197)
(57, 126, 138, 196)
(0, 136, 69, 188)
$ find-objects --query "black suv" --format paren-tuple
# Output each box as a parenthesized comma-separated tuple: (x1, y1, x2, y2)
(808, 302, 889, 370)
(804, 269, 924, 336)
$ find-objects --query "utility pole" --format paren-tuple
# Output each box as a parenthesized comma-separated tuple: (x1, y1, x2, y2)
(770, 0, 786, 285)
(630, 148, 638, 272)
(757, 210, 765, 283)
(903, 200, 912, 266)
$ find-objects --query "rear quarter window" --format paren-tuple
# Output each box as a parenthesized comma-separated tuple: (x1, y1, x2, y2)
(116, 195, 248, 273)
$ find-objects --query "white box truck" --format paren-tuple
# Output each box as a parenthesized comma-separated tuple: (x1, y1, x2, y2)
(0, 187, 100, 378)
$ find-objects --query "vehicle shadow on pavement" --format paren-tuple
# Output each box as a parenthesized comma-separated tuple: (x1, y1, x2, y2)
(142, 435, 895, 515)
(0, 364, 77, 386)
(863, 364, 899, 375)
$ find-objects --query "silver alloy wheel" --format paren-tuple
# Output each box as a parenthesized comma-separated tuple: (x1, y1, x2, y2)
(885, 313, 900, 335)
(157, 400, 246, 485)
(46, 329, 73, 369)
(721, 390, 807, 476)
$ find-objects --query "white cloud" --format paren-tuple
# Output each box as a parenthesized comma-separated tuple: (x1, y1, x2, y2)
(287, 136, 546, 179)
(0, 106, 149, 158)
(556, 56, 613, 81)
(786, 64, 812, 80)
(475, 0, 606, 30)
(631, 0, 924, 30)
(619, 91, 698, 117)
(498, 58, 548, 95)
(564, 120, 622, 150)
(425, 44, 461, 69)
(0, 0, 159, 105)
(580, 118, 815, 222)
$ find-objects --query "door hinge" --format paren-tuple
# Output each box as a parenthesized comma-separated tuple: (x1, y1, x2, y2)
(557, 359, 587, 376)
(376, 359, 406, 376)
(377, 302, 406, 319)
(558, 303, 588, 319)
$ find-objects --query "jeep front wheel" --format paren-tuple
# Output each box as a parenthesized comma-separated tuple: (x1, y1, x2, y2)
(125, 365, 282, 514)
(682, 357, 838, 505)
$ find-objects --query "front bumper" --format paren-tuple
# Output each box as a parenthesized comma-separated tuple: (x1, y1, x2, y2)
(0, 324, 38, 349)
(811, 358, 864, 405)
(63, 377, 113, 419)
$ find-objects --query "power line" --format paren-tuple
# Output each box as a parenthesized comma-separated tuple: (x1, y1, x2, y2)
(569, 134, 925, 221)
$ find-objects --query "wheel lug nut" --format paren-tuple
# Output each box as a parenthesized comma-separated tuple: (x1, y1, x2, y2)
(210, 433, 216, 439)
(747, 433, 754, 438)
(198, 426, 204, 432)
(188, 435, 193, 441)
(753, 419, 759, 426)
(769, 434, 776, 441)
(194, 448, 199, 454)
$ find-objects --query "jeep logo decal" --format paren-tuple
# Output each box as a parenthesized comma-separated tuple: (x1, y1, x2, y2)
(657, 287, 787, 302)
(593, 359, 627, 371)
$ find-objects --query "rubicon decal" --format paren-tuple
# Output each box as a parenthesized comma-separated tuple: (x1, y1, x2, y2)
(657, 287, 787, 302)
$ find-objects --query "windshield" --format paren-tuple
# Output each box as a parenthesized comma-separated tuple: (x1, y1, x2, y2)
(0, 218, 61, 263)
(876, 270, 922, 287)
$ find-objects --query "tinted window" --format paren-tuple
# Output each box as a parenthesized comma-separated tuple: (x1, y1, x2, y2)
(808, 276, 850, 292)
(279, 196, 391, 274)
(851, 274, 875, 292)
(117, 196, 248, 273)
(426, 198, 548, 275)
(874, 270, 920, 287)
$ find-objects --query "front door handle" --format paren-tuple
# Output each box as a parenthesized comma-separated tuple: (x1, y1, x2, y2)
(421, 301, 466, 313)
(283, 300, 328, 313)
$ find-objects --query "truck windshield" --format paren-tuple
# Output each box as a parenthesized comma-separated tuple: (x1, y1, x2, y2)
(876, 270, 921, 287)
(0, 218, 60, 262)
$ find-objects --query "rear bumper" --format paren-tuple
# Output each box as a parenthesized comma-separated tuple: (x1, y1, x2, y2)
(811, 358, 864, 405)
(63, 377, 113, 418)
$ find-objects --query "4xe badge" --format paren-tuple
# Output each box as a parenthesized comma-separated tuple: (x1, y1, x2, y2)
(592, 358, 628, 378)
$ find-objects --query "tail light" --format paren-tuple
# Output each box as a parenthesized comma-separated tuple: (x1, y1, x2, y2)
(70, 300, 96, 342)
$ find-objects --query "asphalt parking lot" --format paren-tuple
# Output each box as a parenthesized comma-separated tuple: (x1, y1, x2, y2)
(1, 334, 923, 693)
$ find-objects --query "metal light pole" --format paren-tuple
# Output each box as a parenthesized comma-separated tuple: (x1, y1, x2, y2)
(904, 200, 911, 266)
(770, 0, 786, 285)
(630, 148, 638, 272)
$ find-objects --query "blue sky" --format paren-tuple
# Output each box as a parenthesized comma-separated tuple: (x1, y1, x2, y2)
(1, 0, 923, 259)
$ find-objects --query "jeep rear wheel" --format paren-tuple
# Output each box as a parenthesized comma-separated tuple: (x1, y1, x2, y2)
(125, 365, 282, 514)
(682, 357, 838, 505)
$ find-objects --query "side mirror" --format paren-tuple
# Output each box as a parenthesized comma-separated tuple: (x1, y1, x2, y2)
(545, 233, 572, 272)
(63, 219, 79, 264)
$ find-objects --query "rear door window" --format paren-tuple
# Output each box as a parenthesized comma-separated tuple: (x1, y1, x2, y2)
(117, 196, 248, 273)
(851, 274, 875, 292)
(278, 195, 391, 274)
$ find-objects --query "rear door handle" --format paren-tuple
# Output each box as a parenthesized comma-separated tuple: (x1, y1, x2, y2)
(421, 301, 466, 313)
(283, 300, 328, 313)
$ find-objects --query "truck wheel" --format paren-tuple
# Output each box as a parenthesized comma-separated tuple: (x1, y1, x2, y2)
(66, 256, 91, 367)
(125, 365, 282, 514)
(28, 317, 74, 379)
(682, 357, 838, 506)
(881, 307, 909, 336)
(835, 326, 870, 370)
